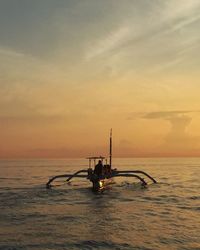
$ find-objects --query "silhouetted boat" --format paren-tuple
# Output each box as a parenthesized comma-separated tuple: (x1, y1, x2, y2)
(46, 129, 157, 191)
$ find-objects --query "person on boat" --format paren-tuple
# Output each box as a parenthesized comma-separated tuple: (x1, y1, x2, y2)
(94, 160, 103, 177)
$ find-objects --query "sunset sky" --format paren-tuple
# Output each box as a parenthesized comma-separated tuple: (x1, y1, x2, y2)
(0, 0, 200, 158)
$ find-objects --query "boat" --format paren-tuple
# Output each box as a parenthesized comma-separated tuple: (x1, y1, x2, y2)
(46, 129, 157, 191)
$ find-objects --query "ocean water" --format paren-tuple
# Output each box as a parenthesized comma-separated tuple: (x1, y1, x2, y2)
(0, 158, 200, 250)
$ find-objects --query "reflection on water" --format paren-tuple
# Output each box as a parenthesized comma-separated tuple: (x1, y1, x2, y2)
(0, 158, 200, 249)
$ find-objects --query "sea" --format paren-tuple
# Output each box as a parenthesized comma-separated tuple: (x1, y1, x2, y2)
(0, 158, 200, 250)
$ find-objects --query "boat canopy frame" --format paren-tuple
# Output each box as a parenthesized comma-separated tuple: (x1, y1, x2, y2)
(86, 156, 107, 168)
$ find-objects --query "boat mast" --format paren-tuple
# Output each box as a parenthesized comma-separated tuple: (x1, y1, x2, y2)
(109, 128, 112, 168)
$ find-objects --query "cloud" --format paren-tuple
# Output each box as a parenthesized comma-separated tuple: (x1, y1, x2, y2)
(85, 26, 131, 60)
(141, 110, 199, 120)
(83, 0, 200, 73)
(127, 110, 200, 121)
(163, 0, 200, 20)
(0, 46, 26, 58)
(1, 0, 200, 74)
(140, 110, 200, 154)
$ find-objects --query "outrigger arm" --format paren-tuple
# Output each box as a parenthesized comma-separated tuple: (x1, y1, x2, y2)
(113, 173, 147, 186)
(114, 170, 157, 184)
(46, 169, 156, 189)
(46, 169, 88, 188)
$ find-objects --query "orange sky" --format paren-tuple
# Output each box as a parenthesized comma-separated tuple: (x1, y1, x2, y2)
(0, 1, 200, 158)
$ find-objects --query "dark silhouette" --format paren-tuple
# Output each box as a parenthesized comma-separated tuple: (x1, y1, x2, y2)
(46, 130, 157, 191)
(94, 160, 103, 176)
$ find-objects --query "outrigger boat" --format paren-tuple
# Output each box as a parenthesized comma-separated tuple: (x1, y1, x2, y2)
(46, 130, 157, 191)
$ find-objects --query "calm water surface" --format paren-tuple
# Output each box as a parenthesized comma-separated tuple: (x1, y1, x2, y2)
(0, 158, 200, 250)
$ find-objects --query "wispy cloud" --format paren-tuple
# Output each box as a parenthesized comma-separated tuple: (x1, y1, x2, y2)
(0, 46, 26, 58)
(141, 110, 200, 120)
(85, 26, 131, 60)
(163, 0, 200, 20)
(83, 0, 200, 72)
(127, 110, 200, 120)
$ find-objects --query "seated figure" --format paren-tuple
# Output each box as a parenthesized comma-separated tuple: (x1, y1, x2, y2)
(94, 160, 103, 176)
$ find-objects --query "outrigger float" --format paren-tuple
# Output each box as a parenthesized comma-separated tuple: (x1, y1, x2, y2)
(46, 130, 157, 191)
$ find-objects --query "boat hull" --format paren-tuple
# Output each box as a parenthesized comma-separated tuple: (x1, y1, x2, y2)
(91, 177, 114, 191)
